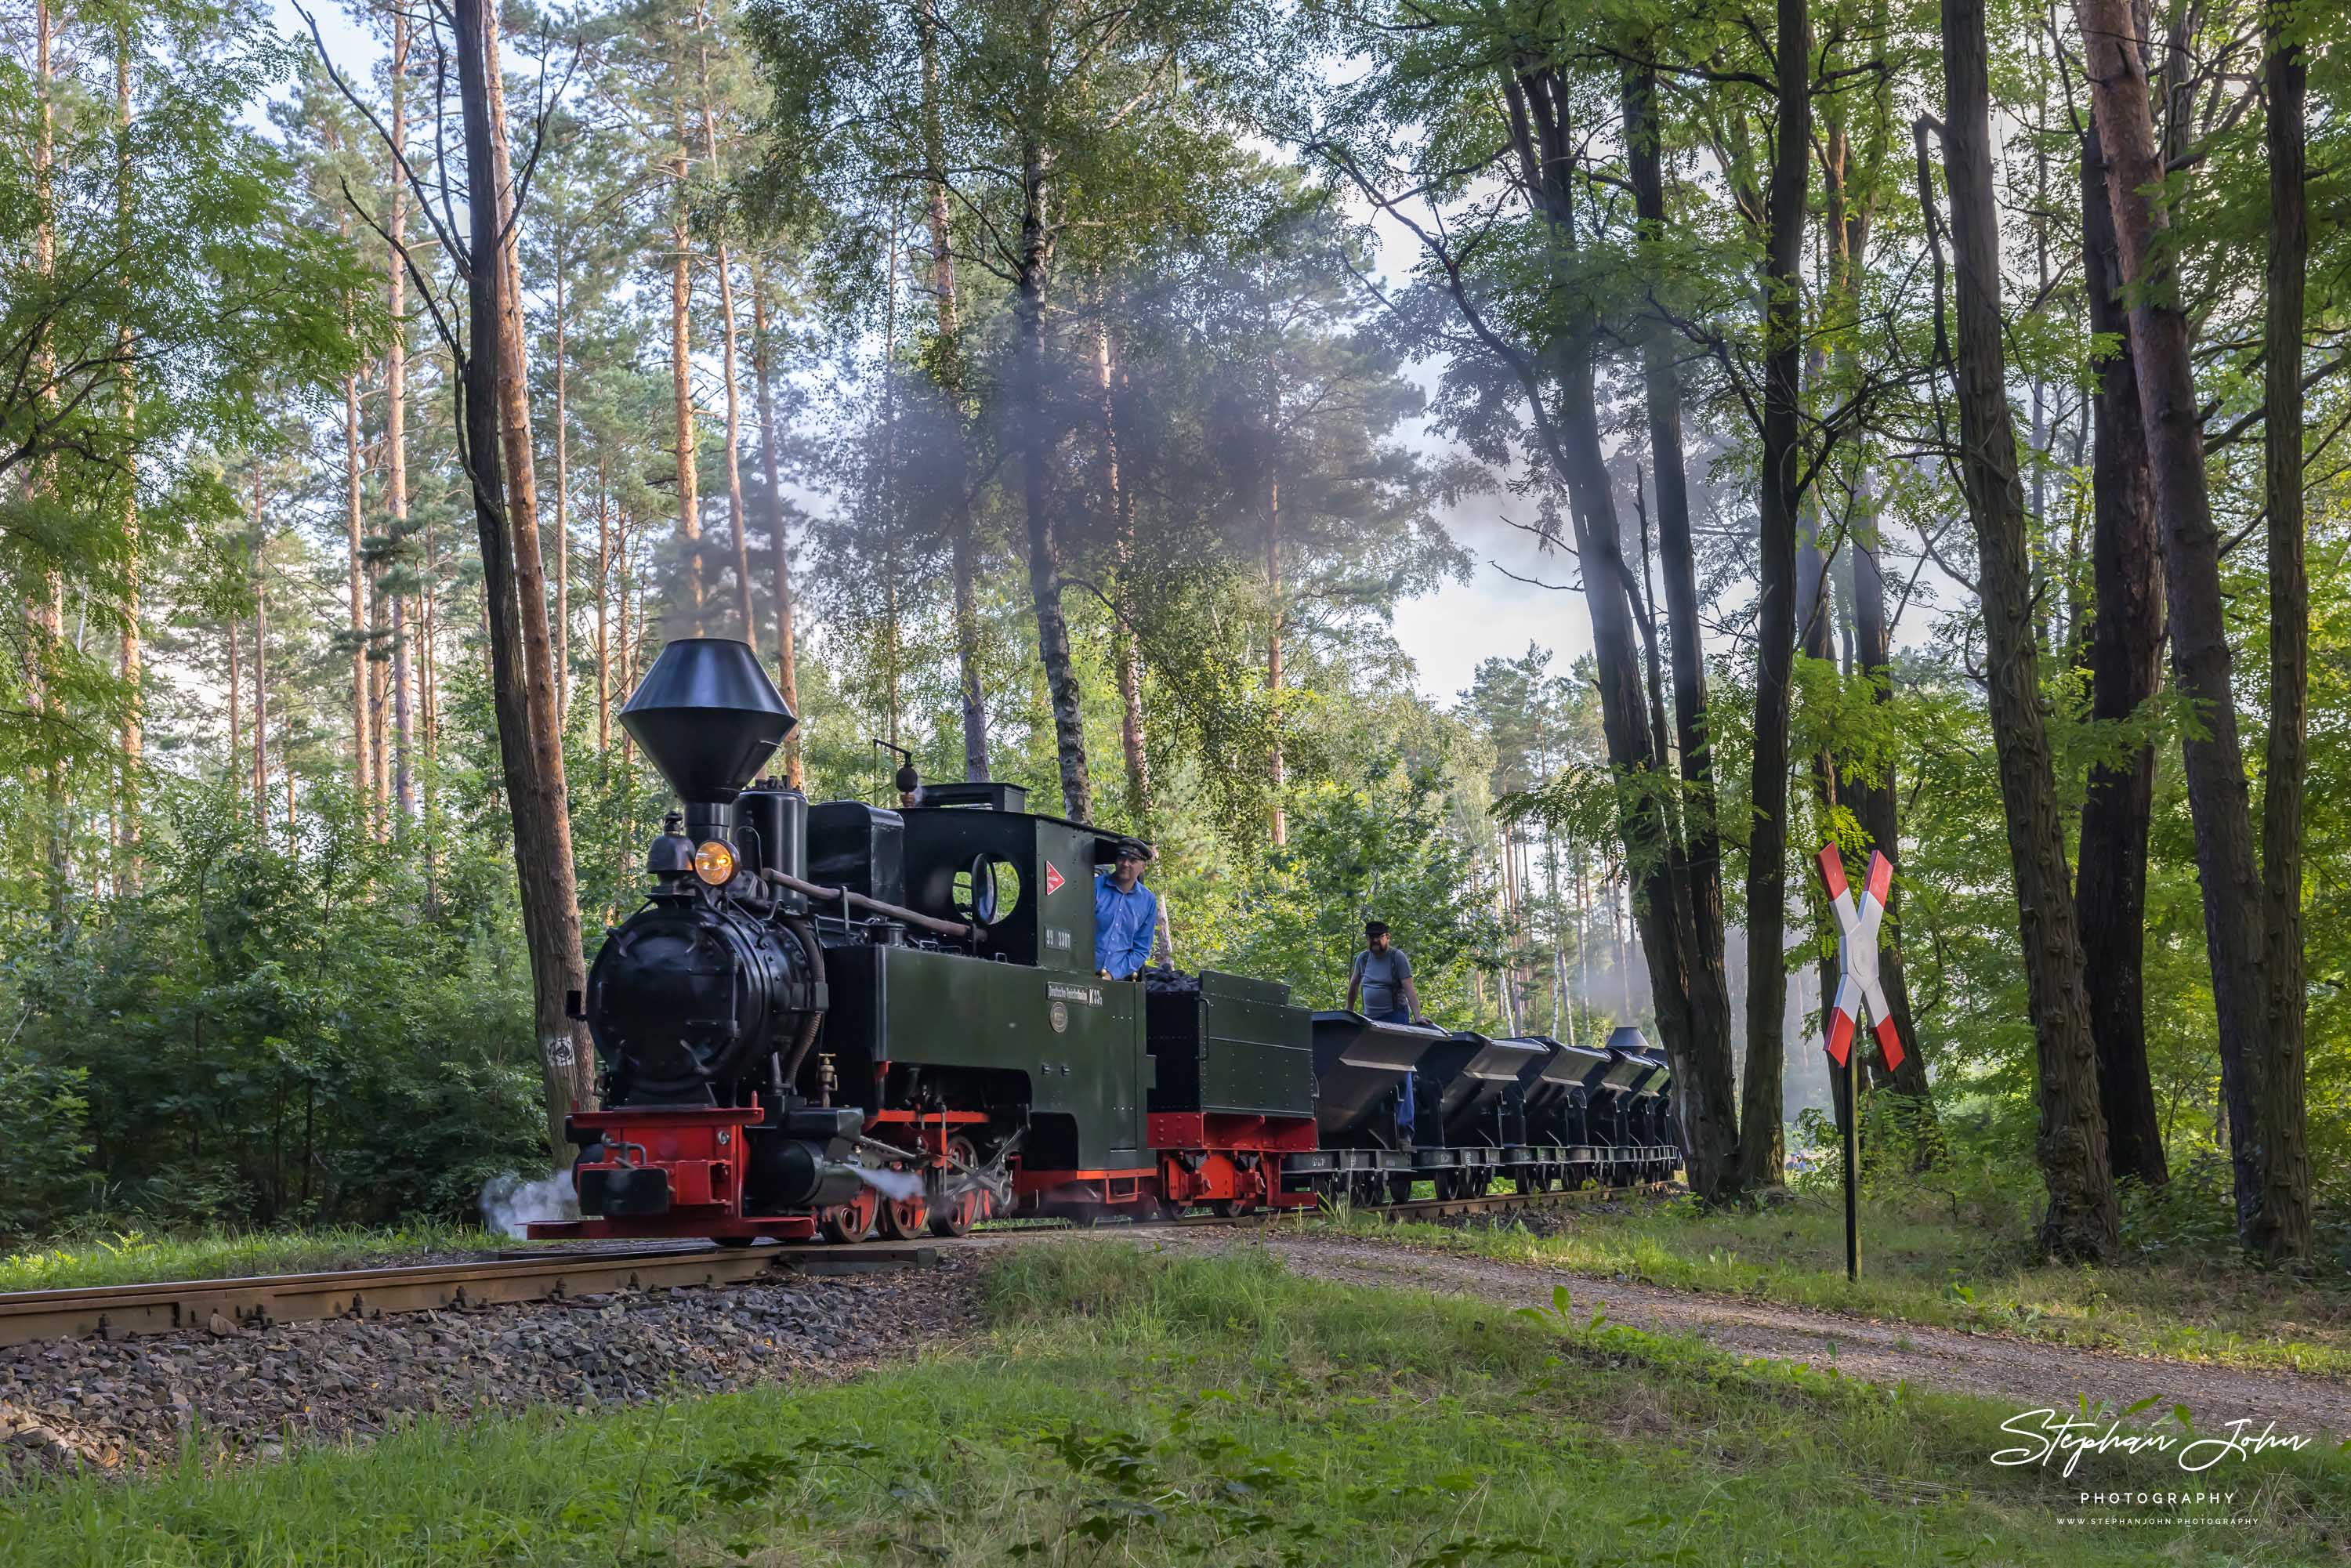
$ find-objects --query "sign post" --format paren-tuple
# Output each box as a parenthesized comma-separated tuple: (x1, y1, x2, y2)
(1817, 846, 1906, 1283)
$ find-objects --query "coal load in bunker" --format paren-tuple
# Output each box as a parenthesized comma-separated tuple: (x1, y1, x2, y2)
(538, 639, 1683, 1245)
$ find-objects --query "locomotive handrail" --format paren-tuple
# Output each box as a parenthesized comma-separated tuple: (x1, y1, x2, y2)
(759, 867, 984, 944)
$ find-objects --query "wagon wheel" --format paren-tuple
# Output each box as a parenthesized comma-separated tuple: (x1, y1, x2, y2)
(1208, 1196, 1257, 1219)
(926, 1133, 988, 1238)
(1352, 1172, 1383, 1209)
(820, 1184, 878, 1244)
(1386, 1174, 1416, 1205)
(876, 1164, 929, 1240)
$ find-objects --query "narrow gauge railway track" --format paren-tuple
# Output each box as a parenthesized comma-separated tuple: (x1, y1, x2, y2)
(0, 1242, 935, 1350)
(0, 1181, 1673, 1349)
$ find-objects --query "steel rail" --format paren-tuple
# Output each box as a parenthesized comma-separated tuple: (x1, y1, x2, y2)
(0, 1242, 940, 1349)
(0, 1181, 1672, 1349)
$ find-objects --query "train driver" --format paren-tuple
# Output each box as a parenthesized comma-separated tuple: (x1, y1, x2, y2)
(1093, 840, 1160, 981)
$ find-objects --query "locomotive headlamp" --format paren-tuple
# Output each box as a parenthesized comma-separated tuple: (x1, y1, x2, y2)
(693, 839, 737, 886)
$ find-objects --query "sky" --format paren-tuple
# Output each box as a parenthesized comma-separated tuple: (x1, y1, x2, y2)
(1391, 503, 1596, 704)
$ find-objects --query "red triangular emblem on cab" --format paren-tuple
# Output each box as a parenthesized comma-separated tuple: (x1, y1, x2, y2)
(1044, 861, 1066, 896)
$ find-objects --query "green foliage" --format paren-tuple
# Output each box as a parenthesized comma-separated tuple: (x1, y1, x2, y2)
(0, 1052, 93, 1238)
(0, 1221, 505, 1293)
(0, 0, 368, 782)
(0, 777, 545, 1243)
(1189, 753, 1501, 1023)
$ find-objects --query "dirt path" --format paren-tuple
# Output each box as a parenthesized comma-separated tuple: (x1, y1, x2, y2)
(1127, 1229, 2351, 1440)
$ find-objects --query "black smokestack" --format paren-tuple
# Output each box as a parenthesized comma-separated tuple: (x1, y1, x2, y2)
(619, 639, 796, 804)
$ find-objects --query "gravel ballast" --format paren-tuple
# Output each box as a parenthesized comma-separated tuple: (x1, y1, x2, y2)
(0, 1255, 981, 1478)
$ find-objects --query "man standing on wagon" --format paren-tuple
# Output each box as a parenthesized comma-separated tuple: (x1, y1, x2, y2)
(1346, 920, 1422, 1139)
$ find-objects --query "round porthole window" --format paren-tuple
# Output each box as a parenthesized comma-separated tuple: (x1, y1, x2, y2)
(953, 856, 1022, 925)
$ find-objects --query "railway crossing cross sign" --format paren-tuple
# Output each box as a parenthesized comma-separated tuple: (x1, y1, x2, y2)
(1817, 846, 1906, 1073)
(1818, 843, 1908, 1284)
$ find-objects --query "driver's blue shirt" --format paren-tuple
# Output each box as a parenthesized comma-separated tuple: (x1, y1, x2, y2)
(1093, 875, 1159, 979)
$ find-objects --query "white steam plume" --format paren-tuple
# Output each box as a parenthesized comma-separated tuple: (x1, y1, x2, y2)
(480, 1169, 581, 1237)
(853, 1164, 926, 1202)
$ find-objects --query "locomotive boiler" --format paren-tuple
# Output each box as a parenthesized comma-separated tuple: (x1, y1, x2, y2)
(534, 638, 1683, 1246)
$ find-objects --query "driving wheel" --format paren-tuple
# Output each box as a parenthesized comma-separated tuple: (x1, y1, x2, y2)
(820, 1184, 878, 1244)
(927, 1133, 988, 1238)
(877, 1165, 929, 1240)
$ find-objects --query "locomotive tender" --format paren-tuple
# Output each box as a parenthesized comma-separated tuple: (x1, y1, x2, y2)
(531, 639, 1680, 1245)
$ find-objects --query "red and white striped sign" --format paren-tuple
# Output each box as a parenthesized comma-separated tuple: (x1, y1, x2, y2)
(1818, 846, 1907, 1072)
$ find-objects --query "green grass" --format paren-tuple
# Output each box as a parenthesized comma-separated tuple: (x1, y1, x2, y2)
(1314, 1187, 2351, 1375)
(2, 1240, 2342, 1565)
(0, 1223, 520, 1294)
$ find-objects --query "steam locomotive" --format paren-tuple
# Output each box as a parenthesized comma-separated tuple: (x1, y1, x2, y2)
(530, 639, 1680, 1245)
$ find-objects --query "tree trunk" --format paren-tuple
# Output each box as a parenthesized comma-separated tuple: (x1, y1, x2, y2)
(1114, 494, 1147, 822)
(387, 12, 415, 827)
(1939, 0, 2117, 1258)
(1266, 473, 1286, 846)
(1820, 87, 1930, 1110)
(115, 24, 141, 885)
(2077, 0, 2280, 1247)
(596, 455, 611, 754)
(750, 274, 802, 784)
(718, 248, 753, 646)
(1015, 139, 1091, 823)
(1735, 0, 1809, 1190)
(251, 480, 268, 835)
(370, 561, 389, 813)
(2256, 13, 2313, 1264)
(698, 17, 754, 652)
(421, 509, 438, 769)
(878, 223, 903, 746)
(921, 0, 988, 784)
(31, 0, 66, 921)
(616, 516, 634, 769)
(253, 587, 267, 832)
(2073, 118, 2167, 1188)
(1798, 490, 1845, 1121)
(346, 356, 372, 824)
(553, 263, 570, 722)
(459, 0, 592, 1157)
(227, 613, 241, 803)
(1497, 63, 1741, 1201)
(1849, 488, 1931, 1102)
(1098, 323, 1150, 823)
(672, 96, 702, 628)
(1621, 59, 1731, 1071)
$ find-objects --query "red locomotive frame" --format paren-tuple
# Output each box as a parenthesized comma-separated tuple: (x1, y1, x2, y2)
(530, 1103, 1320, 1241)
